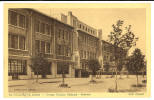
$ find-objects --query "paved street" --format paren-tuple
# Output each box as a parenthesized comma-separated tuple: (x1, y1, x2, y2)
(8, 75, 146, 93)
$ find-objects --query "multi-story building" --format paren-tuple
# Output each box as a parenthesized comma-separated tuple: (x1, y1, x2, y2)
(102, 40, 127, 72)
(8, 8, 75, 80)
(64, 11, 103, 77)
(8, 9, 127, 80)
(8, 9, 31, 80)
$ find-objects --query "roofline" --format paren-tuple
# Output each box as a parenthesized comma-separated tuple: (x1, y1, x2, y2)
(29, 8, 74, 29)
(77, 29, 99, 39)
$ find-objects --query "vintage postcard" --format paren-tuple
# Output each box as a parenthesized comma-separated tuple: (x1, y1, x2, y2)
(4, 3, 151, 98)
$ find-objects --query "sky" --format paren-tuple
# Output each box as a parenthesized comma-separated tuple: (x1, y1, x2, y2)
(36, 8, 146, 56)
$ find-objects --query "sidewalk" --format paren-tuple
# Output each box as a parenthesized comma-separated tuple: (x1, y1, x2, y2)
(8, 75, 147, 93)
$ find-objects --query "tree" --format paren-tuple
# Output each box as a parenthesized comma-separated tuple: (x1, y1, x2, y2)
(117, 60, 123, 79)
(30, 53, 50, 83)
(126, 48, 145, 86)
(59, 63, 69, 87)
(87, 59, 101, 82)
(108, 20, 138, 91)
(142, 60, 147, 78)
(104, 62, 110, 72)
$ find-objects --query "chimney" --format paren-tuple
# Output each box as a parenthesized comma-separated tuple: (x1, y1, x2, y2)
(98, 29, 102, 40)
(68, 11, 72, 16)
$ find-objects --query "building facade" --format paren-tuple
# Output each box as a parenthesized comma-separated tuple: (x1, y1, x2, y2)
(102, 40, 127, 73)
(65, 11, 103, 77)
(8, 9, 75, 80)
(8, 9, 127, 80)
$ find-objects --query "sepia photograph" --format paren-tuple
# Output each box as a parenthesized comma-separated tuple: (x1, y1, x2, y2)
(3, 3, 151, 97)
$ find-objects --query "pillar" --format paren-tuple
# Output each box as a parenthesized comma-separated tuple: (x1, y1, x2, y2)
(27, 59, 32, 79)
(69, 64, 75, 78)
(52, 61, 57, 78)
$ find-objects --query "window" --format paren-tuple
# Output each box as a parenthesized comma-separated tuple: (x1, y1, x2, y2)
(57, 62, 69, 74)
(87, 51, 89, 59)
(19, 36, 25, 50)
(46, 42, 50, 54)
(9, 10, 26, 28)
(84, 51, 86, 59)
(9, 34, 26, 50)
(83, 26, 85, 30)
(11, 34, 18, 49)
(46, 63, 51, 75)
(66, 47, 70, 57)
(35, 20, 40, 32)
(61, 46, 64, 55)
(19, 14, 25, 28)
(73, 20, 76, 27)
(45, 24, 50, 35)
(8, 59, 27, 75)
(79, 24, 81, 28)
(65, 31, 68, 40)
(9, 11, 17, 26)
(58, 29, 61, 38)
(62, 30, 65, 39)
(40, 22, 45, 34)
(57, 45, 61, 55)
(35, 40, 40, 53)
(80, 50, 83, 59)
(51, 25, 54, 35)
(67, 32, 69, 41)
(41, 41, 45, 53)
(8, 34, 11, 48)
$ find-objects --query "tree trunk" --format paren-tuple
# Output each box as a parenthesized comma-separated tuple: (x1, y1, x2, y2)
(119, 72, 122, 78)
(62, 75, 65, 85)
(142, 71, 144, 78)
(127, 72, 129, 78)
(136, 73, 139, 86)
(91, 75, 93, 81)
(115, 70, 118, 92)
(36, 71, 38, 83)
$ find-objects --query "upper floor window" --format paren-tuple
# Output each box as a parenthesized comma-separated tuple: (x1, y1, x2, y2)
(46, 42, 51, 54)
(51, 25, 54, 36)
(35, 40, 40, 53)
(19, 14, 25, 28)
(58, 29, 61, 38)
(57, 45, 61, 55)
(62, 30, 65, 39)
(73, 19, 76, 27)
(9, 11, 17, 26)
(45, 24, 50, 35)
(8, 33, 26, 50)
(35, 40, 51, 54)
(83, 26, 85, 30)
(35, 20, 52, 36)
(19, 36, 25, 50)
(9, 10, 26, 28)
(41, 41, 45, 53)
(79, 24, 81, 28)
(35, 20, 40, 32)
(40, 23, 45, 34)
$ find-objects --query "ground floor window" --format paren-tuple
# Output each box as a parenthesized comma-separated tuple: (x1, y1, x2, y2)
(8, 59, 27, 76)
(46, 62, 52, 75)
(57, 62, 69, 74)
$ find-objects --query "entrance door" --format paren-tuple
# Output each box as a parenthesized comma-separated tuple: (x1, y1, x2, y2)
(75, 69, 79, 78)
(12, 73, 19, 80)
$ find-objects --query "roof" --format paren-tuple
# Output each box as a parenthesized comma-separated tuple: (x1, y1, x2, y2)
(77, 29, 99, 39)
(29, 8, 74, 29)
